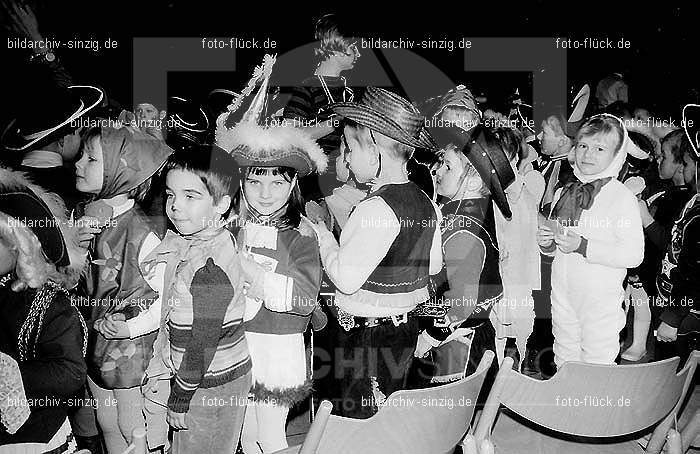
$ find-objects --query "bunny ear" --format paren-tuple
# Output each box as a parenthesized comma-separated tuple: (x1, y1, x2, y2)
(682, 104, 700, 160)
(568, 84, 590, 123)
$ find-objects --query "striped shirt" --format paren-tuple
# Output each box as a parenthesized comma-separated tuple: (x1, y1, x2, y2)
(145, 228, 251, 413)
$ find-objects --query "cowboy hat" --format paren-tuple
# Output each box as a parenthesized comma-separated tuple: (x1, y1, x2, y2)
(432, 125, 515, 218)
(331, 86, 437, 150)
(2, 84, 103, 152)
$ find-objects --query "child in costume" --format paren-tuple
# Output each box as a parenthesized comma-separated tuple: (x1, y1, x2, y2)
(128, 145, 252, 454)
(216, 55, 325, 454)
(655, 103, 700, 365)
(73, 126, 171, 454)
(537, 114, 644, 367)
(0, 167, 88, 453)
(414, 125, 508, 388)
(312, 87, 442, 419)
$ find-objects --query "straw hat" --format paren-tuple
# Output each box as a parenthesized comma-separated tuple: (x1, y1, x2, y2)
(330, 86, 437, 150)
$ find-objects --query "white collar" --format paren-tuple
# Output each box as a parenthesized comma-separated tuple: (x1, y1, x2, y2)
(21, 150, 63, 168)
(110, 198, 135, 218)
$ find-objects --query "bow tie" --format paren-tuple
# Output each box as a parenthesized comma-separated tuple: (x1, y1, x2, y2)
(552, 177, 612, 224)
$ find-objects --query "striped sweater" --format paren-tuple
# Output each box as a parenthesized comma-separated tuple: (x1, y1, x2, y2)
(143, 228, 251, 413)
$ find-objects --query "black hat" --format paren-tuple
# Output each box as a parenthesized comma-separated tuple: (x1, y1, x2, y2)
(2, 84, 103, 152)
(166, 96, 210, 146)
(431, 125, 515, 218)
(682, 104, 700, 161)
(0, 167, 69, 266)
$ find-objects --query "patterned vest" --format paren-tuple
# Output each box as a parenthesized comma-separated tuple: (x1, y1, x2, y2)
(81, 205, 159, 389)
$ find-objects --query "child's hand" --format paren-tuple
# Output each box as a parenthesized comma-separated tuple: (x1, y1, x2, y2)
(554, 229, 582, 254)
(656, 322, 678, 342)
(239, 254, 268, 285)
(167, 409, 188, 430)
(100, 313, 130, 339)
(76, 216, 101, 248)
(638, 199, 655, 227)
(536, 225, 554, 247)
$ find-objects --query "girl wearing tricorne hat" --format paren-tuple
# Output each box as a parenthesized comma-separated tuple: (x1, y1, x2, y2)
(0, 167, 88, 453)
(216, 55, 325, 453)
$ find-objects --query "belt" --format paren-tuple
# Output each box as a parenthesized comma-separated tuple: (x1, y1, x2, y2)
(337, 309, 411, 332)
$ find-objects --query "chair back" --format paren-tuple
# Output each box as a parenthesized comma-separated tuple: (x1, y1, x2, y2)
(314, 350, 495, 454)
(474, 353, 698, 442)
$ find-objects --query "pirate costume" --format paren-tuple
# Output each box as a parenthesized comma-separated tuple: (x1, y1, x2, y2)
(0, 167, 88, 454)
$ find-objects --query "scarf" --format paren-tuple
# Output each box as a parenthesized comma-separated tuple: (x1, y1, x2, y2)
(551, 114, 631, 225)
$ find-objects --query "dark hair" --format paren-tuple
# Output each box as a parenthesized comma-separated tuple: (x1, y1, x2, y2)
(661, 129, 692, 164)
(603, 101, 633, 119)
(163, 146, 241, 214)
(494, 127, 523, 163)
(628, 131, 656, 158)
(314, 13, 355, 60)
(235, 166, 304, 228)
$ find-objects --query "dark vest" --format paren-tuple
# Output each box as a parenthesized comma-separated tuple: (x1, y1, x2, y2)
(360, 182, 436, 295)
(437, 199, 502, 323)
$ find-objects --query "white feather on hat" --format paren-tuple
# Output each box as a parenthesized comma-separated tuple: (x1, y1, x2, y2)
(215, 54, 327, 177)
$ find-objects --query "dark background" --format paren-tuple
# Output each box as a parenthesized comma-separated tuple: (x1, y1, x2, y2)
(2, 1, 697, 132)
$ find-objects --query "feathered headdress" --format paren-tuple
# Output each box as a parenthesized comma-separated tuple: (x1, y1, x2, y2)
(215, 54, 327, 177)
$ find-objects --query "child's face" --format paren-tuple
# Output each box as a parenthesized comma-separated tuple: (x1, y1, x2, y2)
(435, 147, 465, 198)
(135, 103, 165, 124)
(75, 136, 104, 194)
(574, 131, 620, 175)
(540, 119, 563, 156)
(343, 126, 377, 183)
(658, 141, 683, 180)
(244, 169, 293, 216)
(165, 169, 229, 235)
(682, 152, 697, 185)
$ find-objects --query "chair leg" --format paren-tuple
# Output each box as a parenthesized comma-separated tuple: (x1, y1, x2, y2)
(646, 413, 674, 454)
(680, 408, 700, 453)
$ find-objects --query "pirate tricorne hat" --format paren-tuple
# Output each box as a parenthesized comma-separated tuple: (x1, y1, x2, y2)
(215, 54, 327, 177)
(2, 83, 103, 152)
(0, 166, 87, 289)
(331, 86, 437, 150)
(682, 103, 700, 161)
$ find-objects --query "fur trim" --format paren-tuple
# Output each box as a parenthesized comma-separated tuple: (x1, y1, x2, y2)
(249, 379, 313, 407)
(0, 167, 87, 289)
(216, 122, 328, 175)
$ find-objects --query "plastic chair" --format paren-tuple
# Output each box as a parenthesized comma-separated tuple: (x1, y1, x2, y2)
(272, 400, 333, 454)
(472, 351, 699, 453)
(275, 350, 495, 454)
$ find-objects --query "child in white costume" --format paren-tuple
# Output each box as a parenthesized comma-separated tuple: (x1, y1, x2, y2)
(537, 114, 644, 367)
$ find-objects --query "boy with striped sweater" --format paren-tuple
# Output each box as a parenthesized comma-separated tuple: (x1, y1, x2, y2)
(134, 147, 251, 454)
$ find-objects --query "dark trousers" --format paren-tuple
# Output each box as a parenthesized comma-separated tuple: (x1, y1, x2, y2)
(526, 255, 556, 374)
(335, 317, 421, 419)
